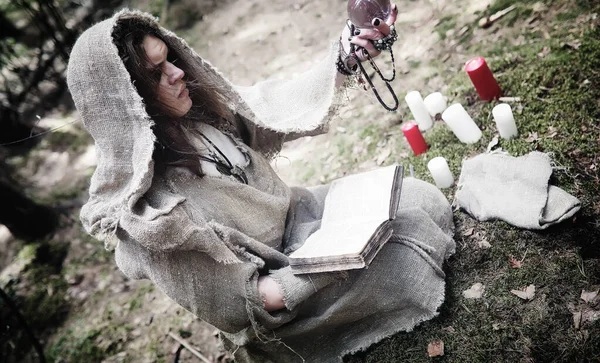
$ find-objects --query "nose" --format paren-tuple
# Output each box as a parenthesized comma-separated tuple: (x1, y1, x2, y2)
(165, 62, 185, 84)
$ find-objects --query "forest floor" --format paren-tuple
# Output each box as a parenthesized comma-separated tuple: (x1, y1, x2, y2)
(1, 0, 599, 362)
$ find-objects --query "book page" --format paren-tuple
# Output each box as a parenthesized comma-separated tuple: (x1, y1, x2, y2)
(320, 165, 398, 226)
(289, 217, 385, 258)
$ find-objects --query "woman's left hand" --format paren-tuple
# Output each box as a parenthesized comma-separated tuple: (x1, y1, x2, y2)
(258, 275, 285, 311)
(340, 3, 398, 68)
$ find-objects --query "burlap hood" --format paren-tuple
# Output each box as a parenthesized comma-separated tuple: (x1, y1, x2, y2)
(67, 9, 342, 248)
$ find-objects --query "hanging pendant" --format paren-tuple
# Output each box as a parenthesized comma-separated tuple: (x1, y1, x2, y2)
(347, 0, 392, 29)
(357, 58, 399, 112)
(231, 166, 249, 184)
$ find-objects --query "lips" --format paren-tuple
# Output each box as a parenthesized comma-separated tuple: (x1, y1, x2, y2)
(177, 87, 190, 98)
(177, 85, 188, 99)
(177, 83, 190, 98)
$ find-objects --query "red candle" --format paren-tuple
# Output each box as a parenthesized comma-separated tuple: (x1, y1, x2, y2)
(401, 121, 428, 156)
(465, 56, 502, 101)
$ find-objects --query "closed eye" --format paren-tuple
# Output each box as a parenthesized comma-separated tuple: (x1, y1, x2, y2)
(167, 52, 179, 64)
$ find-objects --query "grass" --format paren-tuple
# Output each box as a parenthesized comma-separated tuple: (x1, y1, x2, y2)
(128, 283, 155, 312)
(4, 0, 598, 361)
(46, 327, 106, 362)
(343, 0, 600, 361)
(1, 246, 70, 362)
(436, 15, 457, 40)
(45, 321, 136, 362)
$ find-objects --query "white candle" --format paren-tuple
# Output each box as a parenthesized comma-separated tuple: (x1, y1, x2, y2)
(405, 91, 433, 131)
(423, 92, 447, 117)
(427, 157, 454, 188)
(441, 103, 483, 144)
(492, 103, 518, 139)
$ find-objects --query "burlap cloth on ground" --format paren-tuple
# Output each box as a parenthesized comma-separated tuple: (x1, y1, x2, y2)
(455, 151, 580, 229)
(67, 10, 456, 362)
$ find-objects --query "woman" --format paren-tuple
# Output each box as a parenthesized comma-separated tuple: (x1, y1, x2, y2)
(67, 8, 455, 362)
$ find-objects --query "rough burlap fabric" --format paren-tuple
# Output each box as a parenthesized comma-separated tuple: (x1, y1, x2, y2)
(455, 151, 580, 229)
(68, 10, 456, 362)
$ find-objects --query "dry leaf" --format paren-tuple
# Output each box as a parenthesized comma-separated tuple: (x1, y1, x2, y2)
(478, 240, 491, 249)
(442, 326, 456, 333)
(562, 40, 581, 50)
(581, 308, 600, 325)
(461, 227, 474, 237)
(573, 308, 600, 329)
(515, 104, 524, 114)
(508, 255, 522, 268)
(581, 289, 599, 304)
(427, 340, 445, 357)
(525, 132, 539, 143)
(375, 147, 391, 166)
(573, 311, 582, 329)
(463, 283, 485, 299)
(486, 136, 499, 153)
(547, 126, 558, 138)
(492, 323, 501, 330)
(511, 284, 536, 300)
(538, 46, 551, 58)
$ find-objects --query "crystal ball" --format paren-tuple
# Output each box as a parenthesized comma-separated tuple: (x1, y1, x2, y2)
(347, 0, 392, 29)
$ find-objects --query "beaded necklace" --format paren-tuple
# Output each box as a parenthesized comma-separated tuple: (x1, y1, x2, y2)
(340, 21, 399, 112)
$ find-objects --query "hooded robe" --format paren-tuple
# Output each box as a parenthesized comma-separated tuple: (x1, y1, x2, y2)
(67, 9, 456, 362)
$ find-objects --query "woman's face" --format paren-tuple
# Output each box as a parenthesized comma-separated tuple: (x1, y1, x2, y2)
(142, 35, 192, 117)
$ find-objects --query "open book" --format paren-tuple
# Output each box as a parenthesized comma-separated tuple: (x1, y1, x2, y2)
(289, 164, 404, 274)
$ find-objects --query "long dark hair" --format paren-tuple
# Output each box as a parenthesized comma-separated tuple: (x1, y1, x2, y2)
(113, 18, 235, 176)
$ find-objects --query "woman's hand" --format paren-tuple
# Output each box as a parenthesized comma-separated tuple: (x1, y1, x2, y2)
(339, 3, 398, 71)
(258, 276, 285, 311)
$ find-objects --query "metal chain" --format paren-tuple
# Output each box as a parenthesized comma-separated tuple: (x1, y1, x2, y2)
(344, 22, 399, 112)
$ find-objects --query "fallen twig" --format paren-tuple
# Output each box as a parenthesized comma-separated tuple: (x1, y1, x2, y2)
(168, 332, 212, 363)
(520, 248, 529, 263)
(479, 5, 517, 28)
(498, 97, 522, 103)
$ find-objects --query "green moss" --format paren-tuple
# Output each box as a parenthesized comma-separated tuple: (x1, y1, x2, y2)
(16, 243, 40, 263)
(1, 237, 72, 359)
(408, 60, 421, 69)
(47, 327, 110, 362)
(302, 163, 317, 182)
(41, 128, 92, 154)
(348, 1, 600, 362)
(349, 215, 599, 363)
(436, 15, 456, 40)
(148, 0, 165, 18)
(146, 341, 168, 363)
(128, 283, 155, 312)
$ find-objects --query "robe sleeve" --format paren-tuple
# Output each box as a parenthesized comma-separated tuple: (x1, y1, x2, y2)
(233, 42, 345, 142)
(270, 266, 347, 311)
(115, 235, 259, 333)
(207, 223, 347, 317)
(116, 190, 346, 333)
(115, 221, 346, 334)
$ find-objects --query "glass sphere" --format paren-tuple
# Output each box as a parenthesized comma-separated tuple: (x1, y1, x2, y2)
(347, 0, 392, 29)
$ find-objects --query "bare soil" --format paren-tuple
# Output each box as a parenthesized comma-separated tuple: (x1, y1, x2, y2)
(3, 0, 599, 362)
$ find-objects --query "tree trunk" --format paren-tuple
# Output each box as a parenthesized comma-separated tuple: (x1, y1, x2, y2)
(0, 181, 57, 241)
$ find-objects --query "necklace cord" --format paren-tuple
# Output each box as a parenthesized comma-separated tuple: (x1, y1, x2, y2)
(196, 131, 248, 184)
